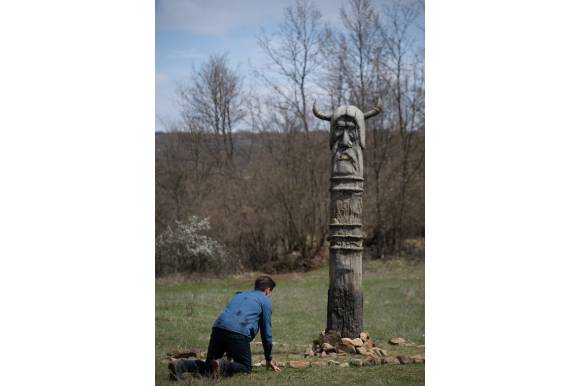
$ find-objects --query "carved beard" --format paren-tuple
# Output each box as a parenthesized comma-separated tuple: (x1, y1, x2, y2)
(332, 145, 362, 177)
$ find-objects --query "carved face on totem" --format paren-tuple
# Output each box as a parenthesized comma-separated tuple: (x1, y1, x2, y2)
(331, 116, 363, 178)
(313, 100, 382, 179)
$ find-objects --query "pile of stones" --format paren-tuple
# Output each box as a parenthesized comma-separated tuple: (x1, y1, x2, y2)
(307, 331, 384, 358)
(166, 332, 425, 370)
(306, 330, 424, 367)
(257, 330, 424, 369)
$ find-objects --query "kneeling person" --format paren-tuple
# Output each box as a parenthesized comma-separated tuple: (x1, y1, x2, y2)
(169, 276, 281, 380)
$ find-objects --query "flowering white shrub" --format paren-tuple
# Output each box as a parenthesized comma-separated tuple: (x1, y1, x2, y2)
(156, 216, 235, 275)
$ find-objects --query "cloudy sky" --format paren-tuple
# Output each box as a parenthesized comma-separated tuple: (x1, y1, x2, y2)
(155, 0, 424, 131)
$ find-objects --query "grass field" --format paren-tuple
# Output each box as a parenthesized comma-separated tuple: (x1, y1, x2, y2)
(156, 259, 425, 385)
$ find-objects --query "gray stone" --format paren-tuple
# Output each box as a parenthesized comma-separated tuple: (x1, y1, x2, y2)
(288, 361, 310, 369)
(350, 359, 364, 366)
(410, 355, 425, 364)
(321, 342, 335, 352)
(375, 348, 388, 357)
(389, 337, 407, 345)
(382, 356, 401, 365)
(363, 357, 381, 366)
(350, 338, 364, 347)
(355, 346, 369, 356)
(341, 337, 356, 346)
(338, 343, 357, 354)
(397, 355, 412, 365)
(362, 339, 375, 349)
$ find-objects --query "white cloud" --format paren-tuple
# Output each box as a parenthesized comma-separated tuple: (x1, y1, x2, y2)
(156, 0, 281, 35)
(156, 0, 343, 35)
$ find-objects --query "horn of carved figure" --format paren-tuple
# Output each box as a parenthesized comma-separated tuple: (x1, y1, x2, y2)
(313, 100, 332, 121)
(363, 98, 383, 120)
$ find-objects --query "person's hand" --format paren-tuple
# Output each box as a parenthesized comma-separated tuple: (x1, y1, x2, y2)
(266, 360, 281, 372)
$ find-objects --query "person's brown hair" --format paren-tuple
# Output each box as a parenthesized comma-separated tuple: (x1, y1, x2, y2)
(254, 276, 276, 291)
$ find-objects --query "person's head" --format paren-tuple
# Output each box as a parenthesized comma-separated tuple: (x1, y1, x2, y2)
(254, 275, 276, 297)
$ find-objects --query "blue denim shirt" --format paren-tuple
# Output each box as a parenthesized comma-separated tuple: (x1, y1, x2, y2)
(213, 290, 273, 360)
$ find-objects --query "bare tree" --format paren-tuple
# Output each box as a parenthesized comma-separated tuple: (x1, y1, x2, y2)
(155, 125, 219, 237)
(156, 132, 189, 230)
(380, 0, 424, 253)
(339, 0, 382, 109)
(180, 54, 245, 165)
(321, 31, 349, 109)
(256, 0, 328, 265)
(257, 0, 324, 133)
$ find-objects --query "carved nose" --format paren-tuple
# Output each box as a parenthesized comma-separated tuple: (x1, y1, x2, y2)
(340, 130, 350, 146)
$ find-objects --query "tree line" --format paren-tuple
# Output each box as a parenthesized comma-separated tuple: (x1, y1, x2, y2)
(156, 0, 424, 276)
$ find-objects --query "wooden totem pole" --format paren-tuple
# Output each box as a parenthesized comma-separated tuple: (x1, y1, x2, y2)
(313, 101, 382, 338)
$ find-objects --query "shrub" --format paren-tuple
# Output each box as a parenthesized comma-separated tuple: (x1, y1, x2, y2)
(155, 216, 238, 276)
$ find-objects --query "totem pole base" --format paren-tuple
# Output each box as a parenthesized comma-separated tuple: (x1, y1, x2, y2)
(326, 287, 363, 338)
(326, 250, 363, 338)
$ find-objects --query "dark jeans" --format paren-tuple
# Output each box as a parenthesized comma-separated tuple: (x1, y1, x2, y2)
(179, 327, 252, 377)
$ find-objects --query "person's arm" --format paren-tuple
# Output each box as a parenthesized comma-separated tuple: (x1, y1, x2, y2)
(259, 298, 280, 371)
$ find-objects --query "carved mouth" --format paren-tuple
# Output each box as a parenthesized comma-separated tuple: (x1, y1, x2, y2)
(334, 148, 358, 174)
(336, 149, 355, 163)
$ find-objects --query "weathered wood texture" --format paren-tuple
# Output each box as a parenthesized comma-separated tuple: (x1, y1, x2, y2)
(327, 249, 363, 337)
(315, 101, 381, 338)
(327, 178, 364, 337)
